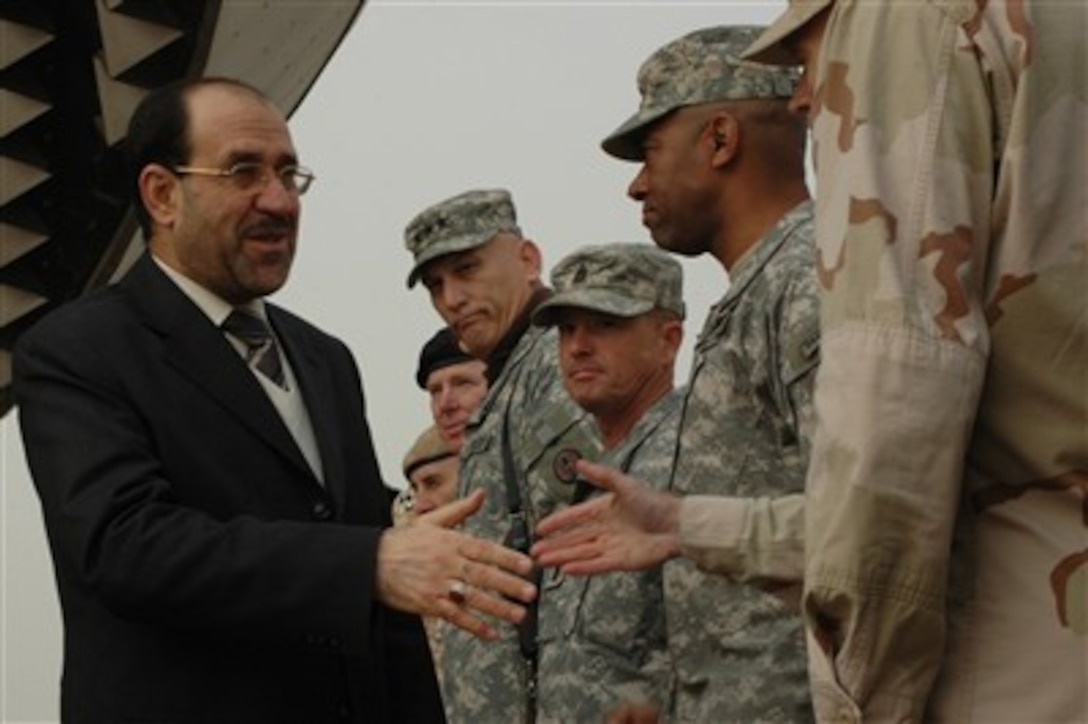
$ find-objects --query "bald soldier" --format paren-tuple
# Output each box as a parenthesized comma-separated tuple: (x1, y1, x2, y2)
(534, 26, 817, 722)
(531, 244, 684, 722)
(404, 189, 597, 722)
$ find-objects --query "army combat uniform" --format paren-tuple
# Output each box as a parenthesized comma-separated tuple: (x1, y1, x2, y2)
(666, 201, 818, 723)
(600, 26, 818, 723)
(536, 390, 679, 723)
(403, 188, 596, 723)
(440, 318, 596, 723)
(531, 242, 687, 722)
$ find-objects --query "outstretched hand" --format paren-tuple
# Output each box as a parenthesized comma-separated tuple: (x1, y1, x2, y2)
(531, 459, 683, 575)
(377, 489, 537, 640)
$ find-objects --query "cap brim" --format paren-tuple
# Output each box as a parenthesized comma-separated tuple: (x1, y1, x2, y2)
(531, 290, 653, 326)
(403, 450, 456, 480)
(406, 232, 495, 288)
(742, 0, 833, 66)
(600, 105, 676, 161)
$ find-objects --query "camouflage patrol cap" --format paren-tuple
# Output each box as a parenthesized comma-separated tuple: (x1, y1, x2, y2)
(404, 188, 521, 288)
(532, 243, 685, 326)
(602, 25, 799, 161)
(402, 425, 455, 482)
(742, 0, 834, 66)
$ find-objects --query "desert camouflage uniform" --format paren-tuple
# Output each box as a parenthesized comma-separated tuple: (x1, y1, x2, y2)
(440, 323, 597, 723)
(536, 389, 681, 723)
(676, 491, 805, 585)
(667, 201, 818, 723)
(749, 1, 1088, 721)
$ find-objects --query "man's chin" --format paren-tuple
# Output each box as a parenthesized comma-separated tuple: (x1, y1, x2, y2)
(250, 278, 289, 299)
(458, 335, 492, 360)
(246, 263, 292, 296)
(441, 425, 465, 443)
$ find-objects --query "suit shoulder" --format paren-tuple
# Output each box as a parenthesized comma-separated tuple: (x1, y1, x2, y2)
(266, 304, 351, 352)
(16, 285, 129, 351)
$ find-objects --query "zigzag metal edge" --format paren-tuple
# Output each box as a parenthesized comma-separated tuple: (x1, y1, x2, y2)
(0, 0, 364, 413)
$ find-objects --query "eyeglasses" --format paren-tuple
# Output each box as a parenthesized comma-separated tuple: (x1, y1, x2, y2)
(171, 162, 316, 195)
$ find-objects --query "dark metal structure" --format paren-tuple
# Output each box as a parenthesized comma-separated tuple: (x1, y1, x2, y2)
(0, 0, 364, 414)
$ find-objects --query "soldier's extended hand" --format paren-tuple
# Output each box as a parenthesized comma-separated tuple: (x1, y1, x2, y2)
(532, 459, 682, 574)
(377, 489, 537, 640)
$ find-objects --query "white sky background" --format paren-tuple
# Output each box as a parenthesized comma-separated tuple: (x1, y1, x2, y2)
(1, 2, 785, 719)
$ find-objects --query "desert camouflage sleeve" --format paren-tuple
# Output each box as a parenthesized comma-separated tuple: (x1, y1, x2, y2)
(679, 493, 805, 583)
(802, 1, 999, 720)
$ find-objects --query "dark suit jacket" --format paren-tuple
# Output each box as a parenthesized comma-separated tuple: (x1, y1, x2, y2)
(13, 253, 443, 723)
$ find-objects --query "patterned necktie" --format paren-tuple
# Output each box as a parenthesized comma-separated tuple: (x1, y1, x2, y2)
(222, 309, 286, 388)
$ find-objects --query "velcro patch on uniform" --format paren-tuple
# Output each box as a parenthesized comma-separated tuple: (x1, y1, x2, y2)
(784, 324, 821, 383)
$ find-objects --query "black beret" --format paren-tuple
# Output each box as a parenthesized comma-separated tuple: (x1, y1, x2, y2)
(416, 327, 474, 389)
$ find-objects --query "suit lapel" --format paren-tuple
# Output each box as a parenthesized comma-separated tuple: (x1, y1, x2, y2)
(122, 254, 317, 484)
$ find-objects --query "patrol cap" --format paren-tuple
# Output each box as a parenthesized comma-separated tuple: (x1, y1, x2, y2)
(404, 188, 521, 288)
(532, 243, 684, 326)
(602, 25, 799, 161)
(742, 0, 833, 66)
(402, 425, 455, 482)
(416, 327, 474, 389)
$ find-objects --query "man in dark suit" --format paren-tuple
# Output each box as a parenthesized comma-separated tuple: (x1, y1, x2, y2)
(12, 76, 536, 723)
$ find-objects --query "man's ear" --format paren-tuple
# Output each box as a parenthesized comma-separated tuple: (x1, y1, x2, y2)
(139, 164, 180, 228)
(708, 113, 740, 168)
(519, 238, 544, 281)
(663, 316, 684, 360)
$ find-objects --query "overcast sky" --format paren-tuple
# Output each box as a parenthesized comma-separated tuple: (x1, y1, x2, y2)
(1, 2, 786, 719)
(283, 0, 785, 481)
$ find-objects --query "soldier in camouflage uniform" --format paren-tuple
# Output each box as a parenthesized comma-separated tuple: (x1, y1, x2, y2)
(530, 244, 684, 722)
(535, 26, 817, 722)
(743, 1, 1088, 721)
(404, 188, 597, 722)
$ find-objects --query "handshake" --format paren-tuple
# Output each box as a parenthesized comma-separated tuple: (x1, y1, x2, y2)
(376, 488, 537, 639)
(378, 457, 677, 640)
